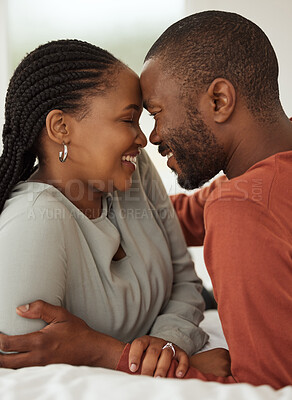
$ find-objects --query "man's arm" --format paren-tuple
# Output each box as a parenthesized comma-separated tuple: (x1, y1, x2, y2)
(117, 194, 292, 387)
(203, 197, 292, 388)
(170, 176, 227, 246)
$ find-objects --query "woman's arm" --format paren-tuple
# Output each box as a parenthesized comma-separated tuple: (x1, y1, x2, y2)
(0, 300, 125, 368)
(0, 204, 67, 336)
(116, 343, 235, 383)
(137, 150, 209, 355)
(0, 192, 126, 368)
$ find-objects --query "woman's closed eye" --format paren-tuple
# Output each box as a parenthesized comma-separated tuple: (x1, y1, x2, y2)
(122, 116, 141, 127)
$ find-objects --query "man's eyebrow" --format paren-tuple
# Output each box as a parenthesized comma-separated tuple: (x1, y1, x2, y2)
(143, 100, 152, 110)
(123, 104, 141, 111)
(143, 100, 157, 110)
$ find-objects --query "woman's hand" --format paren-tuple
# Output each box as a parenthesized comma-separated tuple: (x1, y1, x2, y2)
(128, 335, 189, 378)
(190, 348, 231, 377)
(0, 300, 125, 369)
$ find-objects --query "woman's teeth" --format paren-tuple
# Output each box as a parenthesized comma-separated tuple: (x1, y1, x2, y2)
(122, 155, 137, 164)
(167, 152, 174, 160)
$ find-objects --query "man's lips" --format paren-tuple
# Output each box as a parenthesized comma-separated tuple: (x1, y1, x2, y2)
(157, 143, 175, 169)
(158, 143, 172, 157)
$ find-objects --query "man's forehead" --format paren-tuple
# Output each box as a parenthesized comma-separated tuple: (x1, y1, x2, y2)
(141, 59, 180, 107)
(141, 59, 164, 84)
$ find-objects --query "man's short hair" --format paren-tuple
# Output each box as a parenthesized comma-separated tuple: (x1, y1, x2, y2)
(145, 11, 282, 122)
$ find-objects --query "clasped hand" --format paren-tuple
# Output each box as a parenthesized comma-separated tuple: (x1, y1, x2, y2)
(128, 335, 189, 378)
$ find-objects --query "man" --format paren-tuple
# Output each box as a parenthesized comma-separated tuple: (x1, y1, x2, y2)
(122, 10, 292, 388)
(0, 11, 291, 388)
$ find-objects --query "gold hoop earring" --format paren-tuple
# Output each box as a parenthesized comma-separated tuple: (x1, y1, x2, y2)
(59, 142, 68, 163)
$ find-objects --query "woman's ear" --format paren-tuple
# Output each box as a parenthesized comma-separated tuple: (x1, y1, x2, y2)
(45, 109, 70, 144)
(207, 78, 236, 123)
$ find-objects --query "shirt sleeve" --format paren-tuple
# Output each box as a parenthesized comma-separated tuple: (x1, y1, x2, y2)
(203, 197, 292, 388)
(138, 150, 209, 355)
(0, 195, 68, 335)
(170, 176, 227, 246)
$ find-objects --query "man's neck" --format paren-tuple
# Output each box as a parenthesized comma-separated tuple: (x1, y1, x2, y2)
(224, 117, 292, 179)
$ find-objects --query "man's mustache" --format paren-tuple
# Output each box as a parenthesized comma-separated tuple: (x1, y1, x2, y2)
(158, 143, 171, 155)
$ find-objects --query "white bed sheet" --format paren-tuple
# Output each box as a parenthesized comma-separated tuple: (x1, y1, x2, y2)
(0, 311, 291, 400)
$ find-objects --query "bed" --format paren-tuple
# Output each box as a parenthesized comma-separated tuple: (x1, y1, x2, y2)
(0, 310, 291, 400)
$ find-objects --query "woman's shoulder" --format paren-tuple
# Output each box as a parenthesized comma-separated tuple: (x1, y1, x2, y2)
(0, 181, 74, 229)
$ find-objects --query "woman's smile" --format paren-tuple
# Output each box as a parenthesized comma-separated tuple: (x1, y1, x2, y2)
(121, 149, 141, 172)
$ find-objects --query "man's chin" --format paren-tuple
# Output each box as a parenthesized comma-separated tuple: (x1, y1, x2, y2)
(169, 165, 178, 175)
(177, 176, 196, 190)
(168, 163, 198, 190)
(168, 157, 211, 190)
(176, 171, 208, 190)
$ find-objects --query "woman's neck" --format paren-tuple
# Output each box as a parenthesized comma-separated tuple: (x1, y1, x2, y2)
(28, 169, 103, 219)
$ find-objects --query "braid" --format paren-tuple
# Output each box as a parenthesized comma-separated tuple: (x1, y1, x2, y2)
(0, 39, 121, 214)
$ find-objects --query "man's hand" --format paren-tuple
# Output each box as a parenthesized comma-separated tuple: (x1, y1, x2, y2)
(190, 348, 231, 377)
(0, 300, 125, 369)
(129, 335, 189, 378)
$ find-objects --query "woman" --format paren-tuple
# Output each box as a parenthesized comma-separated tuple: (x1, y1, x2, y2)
(0, 40, 207, 376)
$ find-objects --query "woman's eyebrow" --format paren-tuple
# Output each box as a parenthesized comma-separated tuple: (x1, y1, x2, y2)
(123, 104, 141, 111)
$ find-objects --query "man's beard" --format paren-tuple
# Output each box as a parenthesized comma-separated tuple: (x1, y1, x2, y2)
(166, 109, 226, 189)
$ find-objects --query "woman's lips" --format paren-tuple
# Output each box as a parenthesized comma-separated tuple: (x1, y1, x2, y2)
(121, 153, 139, 172)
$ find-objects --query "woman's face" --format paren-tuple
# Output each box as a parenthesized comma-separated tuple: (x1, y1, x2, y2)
(67, 67, 147, 192)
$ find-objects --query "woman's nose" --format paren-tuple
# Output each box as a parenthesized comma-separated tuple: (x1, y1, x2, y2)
(136, 127, 147, 148)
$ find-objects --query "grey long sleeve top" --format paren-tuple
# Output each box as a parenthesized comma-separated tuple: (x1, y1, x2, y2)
(0, 150, 208, 355)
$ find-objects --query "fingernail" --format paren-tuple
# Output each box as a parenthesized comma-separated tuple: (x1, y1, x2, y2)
(17, 304, 30, 312)
(155, 375, 162, 378)
(130, 363, 137, 372)
(176, 371, 183, 378)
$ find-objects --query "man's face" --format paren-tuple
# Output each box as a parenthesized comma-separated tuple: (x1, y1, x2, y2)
(140, 59, 225, 189)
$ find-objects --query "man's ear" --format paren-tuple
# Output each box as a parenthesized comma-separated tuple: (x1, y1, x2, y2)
(207, 78, 236, 123)
(45, 109, 70, 144)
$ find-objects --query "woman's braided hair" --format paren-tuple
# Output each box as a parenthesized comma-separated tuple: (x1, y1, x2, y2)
(0, 39, 121, 213)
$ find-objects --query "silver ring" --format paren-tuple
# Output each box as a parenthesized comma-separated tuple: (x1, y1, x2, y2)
(162, 342, 176, 358)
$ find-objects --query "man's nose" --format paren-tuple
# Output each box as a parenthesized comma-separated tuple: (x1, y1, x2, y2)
(149, 129, 161, 145)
